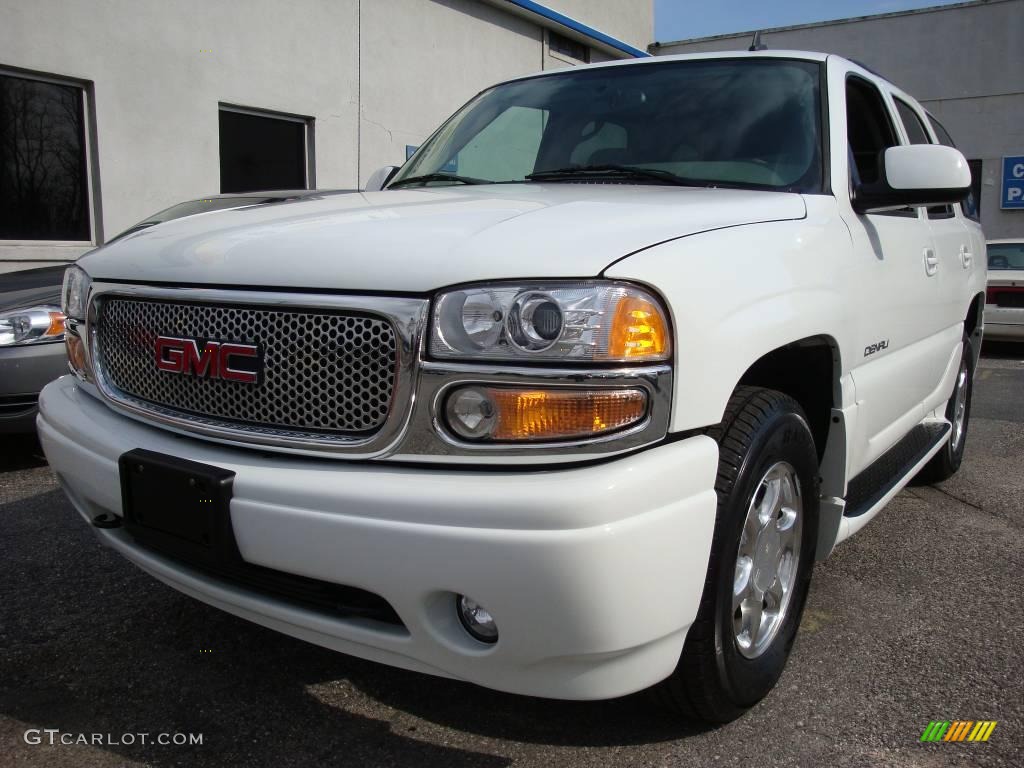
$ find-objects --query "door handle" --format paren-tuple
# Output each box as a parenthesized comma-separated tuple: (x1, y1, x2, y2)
(924, 248, 938, 276)
(959, 244, 973, 269)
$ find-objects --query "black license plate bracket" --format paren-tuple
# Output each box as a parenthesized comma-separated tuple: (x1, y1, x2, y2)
(119, 448, 239, 566)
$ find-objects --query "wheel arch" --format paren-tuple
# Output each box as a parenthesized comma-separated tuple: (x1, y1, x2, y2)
(965, 291, 985, 366)
(729, 334, 849, 562)
(736, 334, 842, 461)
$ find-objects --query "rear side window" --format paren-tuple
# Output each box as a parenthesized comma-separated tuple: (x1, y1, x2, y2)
(928, 115, 956, 148)
(894, 99, 930, 145)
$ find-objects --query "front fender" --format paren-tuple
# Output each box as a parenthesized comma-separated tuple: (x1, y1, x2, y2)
(604, 198, 854, 433)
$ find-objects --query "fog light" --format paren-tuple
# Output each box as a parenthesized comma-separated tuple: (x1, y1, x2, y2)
(445, 385, 647, 442)
(457, 595, 498, 644)
(446, 387, 497, 439)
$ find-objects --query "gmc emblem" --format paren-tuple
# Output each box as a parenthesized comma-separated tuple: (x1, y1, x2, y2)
(155, 336, 261, 384)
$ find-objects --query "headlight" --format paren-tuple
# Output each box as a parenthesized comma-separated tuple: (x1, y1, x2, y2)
(62, 265, 91, 321)
(0, 305, 66, 346)
(430, 281, 670, 362)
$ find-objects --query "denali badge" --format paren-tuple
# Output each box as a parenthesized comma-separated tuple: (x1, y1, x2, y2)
(155, 336, 260, 384)
(863, 339, 890, 358)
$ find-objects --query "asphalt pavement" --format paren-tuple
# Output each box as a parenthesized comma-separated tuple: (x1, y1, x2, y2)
(2, 342, 1022, 768)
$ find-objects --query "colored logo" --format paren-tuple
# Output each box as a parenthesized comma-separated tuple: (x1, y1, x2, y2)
(920, 721, 997, 742)
(155, 336, 261, 384)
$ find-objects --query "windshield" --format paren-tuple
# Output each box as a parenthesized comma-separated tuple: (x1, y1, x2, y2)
(988, 243, 1024, 270)
(390, 59, 823, 192)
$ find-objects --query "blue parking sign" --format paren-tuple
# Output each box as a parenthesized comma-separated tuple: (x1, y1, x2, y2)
(1002, 156, 1024, 209)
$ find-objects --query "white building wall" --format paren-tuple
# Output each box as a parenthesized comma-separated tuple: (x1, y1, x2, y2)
(546, 0, 653, 50)
(1, 0, 361, 267)
(359, 0, 543, 183)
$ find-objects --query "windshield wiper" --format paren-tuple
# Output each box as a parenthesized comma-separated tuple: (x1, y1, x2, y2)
(388, 172, 487, 189)
(526, 164, 701, 187)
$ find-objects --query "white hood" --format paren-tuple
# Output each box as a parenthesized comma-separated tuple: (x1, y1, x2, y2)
(81, 184, 806, 292)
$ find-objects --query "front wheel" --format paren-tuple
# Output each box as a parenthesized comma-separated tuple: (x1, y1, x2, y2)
(658, 387, 819, 723)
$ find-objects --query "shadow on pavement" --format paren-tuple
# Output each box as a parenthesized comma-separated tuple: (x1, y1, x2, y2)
(0, 434, 47, 473)
(1, 485, 708, 768)
(980, 339, 1024, 360)
(343, 669, 711, 748)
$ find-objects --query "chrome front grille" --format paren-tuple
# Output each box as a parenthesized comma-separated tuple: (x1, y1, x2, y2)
(95, 297, 398, 439)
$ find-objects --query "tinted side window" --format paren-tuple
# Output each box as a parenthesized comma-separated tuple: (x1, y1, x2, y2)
(846, 77, 913, 217)
(928, 115, 956, 148)
(964, 159, 982, 221)
(846, 77, 898, 186)
(894, 99, 930, 144)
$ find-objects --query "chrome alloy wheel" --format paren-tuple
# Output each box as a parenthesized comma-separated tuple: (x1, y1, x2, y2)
(950, 360, 969, 452)
(733, 461, 803, 659)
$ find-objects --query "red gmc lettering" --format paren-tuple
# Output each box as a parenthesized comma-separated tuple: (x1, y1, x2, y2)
(155, 336, 258, 384)
(155, 336, 188, 373)
(218, 343, 258, 383)
(185, 340, 220, 378)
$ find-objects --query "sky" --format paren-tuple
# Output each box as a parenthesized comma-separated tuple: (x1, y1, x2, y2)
(654, 0, 967, 42)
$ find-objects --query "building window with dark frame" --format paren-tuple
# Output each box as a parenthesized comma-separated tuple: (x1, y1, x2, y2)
(0, 70, 91, 241)
(218, 106, 312, 194)
(548, 30, 590, 64)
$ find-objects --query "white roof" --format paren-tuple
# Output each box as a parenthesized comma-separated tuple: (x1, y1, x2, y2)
(502, 50, 836, 86)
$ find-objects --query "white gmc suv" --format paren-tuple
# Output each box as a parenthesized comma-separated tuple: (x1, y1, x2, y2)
(41, 52, 986, 722)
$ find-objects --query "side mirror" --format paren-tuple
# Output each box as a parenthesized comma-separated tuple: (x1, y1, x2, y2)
(852, 144, 970, 214)
(364, 166, 399, 192)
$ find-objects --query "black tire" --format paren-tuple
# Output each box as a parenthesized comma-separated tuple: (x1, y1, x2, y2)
(658, 386, 819, 723)
(919, 335, 974, 483)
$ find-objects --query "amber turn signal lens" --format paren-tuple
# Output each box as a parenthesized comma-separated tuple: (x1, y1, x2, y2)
(47, 311, 67, 338)
(446, 386, 647, 442)
(606, 296, 669, 360)
(66, 333, 87, 376)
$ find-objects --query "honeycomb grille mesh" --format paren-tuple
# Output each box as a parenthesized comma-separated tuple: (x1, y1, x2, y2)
(95, 298, 398, 437)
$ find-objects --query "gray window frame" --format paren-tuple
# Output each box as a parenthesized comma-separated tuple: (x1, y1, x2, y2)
(0, 65, 101, 245)
(218, 103, 316, 192)
(547, 30, 591, 65)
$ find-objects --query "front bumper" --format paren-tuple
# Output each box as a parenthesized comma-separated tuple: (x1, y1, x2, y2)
(38, 375, 719, 700)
